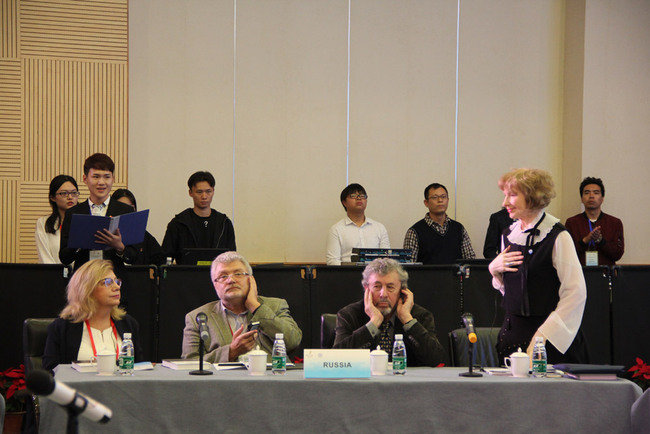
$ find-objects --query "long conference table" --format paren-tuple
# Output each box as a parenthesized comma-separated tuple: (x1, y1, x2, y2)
(38, 365, 641, 433)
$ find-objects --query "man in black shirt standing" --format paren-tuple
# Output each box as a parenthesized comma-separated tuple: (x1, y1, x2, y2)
(162, 171, 236, 264)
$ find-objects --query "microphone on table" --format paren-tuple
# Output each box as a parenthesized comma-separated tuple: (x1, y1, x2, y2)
(459, 312, 482, 378)
(190, 312, 214, 376)
(26, 369, 112, 423)
(461, 312, 477, 344)
(196, 312, 209, 342)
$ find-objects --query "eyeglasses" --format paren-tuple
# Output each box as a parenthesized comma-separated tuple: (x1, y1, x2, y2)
(214, 272, 250, 283)
(99, 277, 122, 287)
(370, 284, 400, 293)
(56, 191, 79, 198)
(349, 194, 368, 200)
(428, 194, 448, 201)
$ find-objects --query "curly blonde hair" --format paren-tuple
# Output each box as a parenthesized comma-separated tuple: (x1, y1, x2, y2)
(59, 259, 125, 322)
(498, 168, 556, 210)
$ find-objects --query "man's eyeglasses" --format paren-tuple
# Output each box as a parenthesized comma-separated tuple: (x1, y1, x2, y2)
(56, 191, 79, 198)
(99, 277, 122, 287)
(349, 194, 368, 200)
(214, 272, 250, 283)
(428, 194, 448, 201)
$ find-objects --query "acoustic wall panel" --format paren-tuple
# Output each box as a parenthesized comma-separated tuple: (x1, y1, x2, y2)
(0, 59, 21, 179)
(0, 0, 19, 58)
(23, 59, 128, 183)
(19, 0, 128, 62)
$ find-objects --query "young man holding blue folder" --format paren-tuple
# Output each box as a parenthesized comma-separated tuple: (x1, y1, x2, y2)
(59, 153, 138, 271)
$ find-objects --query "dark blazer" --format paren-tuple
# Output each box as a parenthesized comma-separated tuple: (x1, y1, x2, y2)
(59, 199, 139, 269)
(483, 208, 514, 259)
(42, 315, 143, 373)
(333, 300, 446, 367)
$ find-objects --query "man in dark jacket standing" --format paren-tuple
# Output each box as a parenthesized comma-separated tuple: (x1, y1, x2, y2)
(162, 171, 236, 264)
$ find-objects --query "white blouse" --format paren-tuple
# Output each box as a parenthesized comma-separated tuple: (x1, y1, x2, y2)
(35, 215, 62, 264)
(77, 324, 122, 361)
(492, 210, 587, 353)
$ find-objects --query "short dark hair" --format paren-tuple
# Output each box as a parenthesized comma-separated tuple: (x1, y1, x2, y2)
(424, 183, 448, 199)
(340, 183, 367, 210)
(84, 153, 115, 175)
(112, 188, 137, 211)
(188, 171, 215, 189)
(579, 177, 605, 197)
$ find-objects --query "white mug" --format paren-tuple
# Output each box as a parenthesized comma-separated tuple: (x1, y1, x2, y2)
(370, 348, 388, 376)
(246, 350, 267, 376)
(92, 352, 116, 376)
(504, 352, 530, 377)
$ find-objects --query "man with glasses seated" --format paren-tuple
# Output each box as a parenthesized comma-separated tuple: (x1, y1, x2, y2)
(181, 252, 302, 363)
(333, 258, 445, 367)
(326, 183, 391, 265)
(403, 182, 475, 264)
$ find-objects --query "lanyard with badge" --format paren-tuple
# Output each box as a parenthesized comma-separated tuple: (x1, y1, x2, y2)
(585, 219, 598, 266)
(85, 319, 119, 360)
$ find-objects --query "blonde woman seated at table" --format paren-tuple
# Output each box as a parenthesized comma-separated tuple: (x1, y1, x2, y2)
(43, 259, 143, 372)
(35, 175, 79, 264)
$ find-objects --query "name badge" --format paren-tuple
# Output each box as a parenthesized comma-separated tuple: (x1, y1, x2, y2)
(303, 349, 370, 378)
(586, 251, 598, 266)
(90, 250, 103, 260)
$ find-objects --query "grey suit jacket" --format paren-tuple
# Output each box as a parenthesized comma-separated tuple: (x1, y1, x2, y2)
(181, 295, 302, 363)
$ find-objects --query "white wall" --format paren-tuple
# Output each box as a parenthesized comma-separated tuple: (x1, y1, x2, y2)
(129, 0, 650, 264)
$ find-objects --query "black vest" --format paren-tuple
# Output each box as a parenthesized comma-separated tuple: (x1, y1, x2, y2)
(502, 222, 566, 316)
(411, 218, 463, 264)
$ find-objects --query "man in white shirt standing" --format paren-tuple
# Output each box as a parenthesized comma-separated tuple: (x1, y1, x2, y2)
(326, 183, 390, 265)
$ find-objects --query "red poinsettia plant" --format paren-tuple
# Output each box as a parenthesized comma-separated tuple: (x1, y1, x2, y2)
(628, 357, 650, 391)
(0, 364, 27, 412)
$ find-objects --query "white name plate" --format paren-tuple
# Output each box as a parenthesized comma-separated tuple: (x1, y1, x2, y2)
(303, 349, 370, 379)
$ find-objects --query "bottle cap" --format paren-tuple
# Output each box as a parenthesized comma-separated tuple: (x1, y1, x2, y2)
(395, 334, 403, 340)
(275, 333, 283, 339)
(124, 333, 132, 339)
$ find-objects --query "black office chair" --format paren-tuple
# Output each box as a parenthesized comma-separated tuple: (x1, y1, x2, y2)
(448, 327, 500, 368)
(320, 314, 337, 349)
(22, 318, 56, 434)
(23, 318, 56, 375)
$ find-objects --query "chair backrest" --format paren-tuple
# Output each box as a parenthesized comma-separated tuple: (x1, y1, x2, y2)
(448, 327, 500, 367)
(23, 318, 56, 375)
(320, 313, 337, 349)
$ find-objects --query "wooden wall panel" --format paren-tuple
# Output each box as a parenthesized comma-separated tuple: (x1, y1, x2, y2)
(0, 180, 18, 261)
(23, 59, 128, 183)
(19, 0, 127, 62)
(0, 59, 22, 179)
(1, 0, 19, 58)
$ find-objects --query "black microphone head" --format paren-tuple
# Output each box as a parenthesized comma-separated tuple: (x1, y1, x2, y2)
(196, 312, 207, 323)
(26, 369, 56, 395)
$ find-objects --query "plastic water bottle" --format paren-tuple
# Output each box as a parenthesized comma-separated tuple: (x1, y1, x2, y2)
(531, 336, 547, 377)
(392, 334, 407, 375)
(271, 333, 287, 375)
(118, 332, 135, 376)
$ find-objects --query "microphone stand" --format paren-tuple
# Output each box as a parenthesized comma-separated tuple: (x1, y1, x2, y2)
(459, 340, 482, 377)
(190, 336, 213, 376)
(64, 393, 86, 434)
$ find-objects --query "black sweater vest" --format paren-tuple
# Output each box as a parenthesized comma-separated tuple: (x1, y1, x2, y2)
(412, 218, 463, 264)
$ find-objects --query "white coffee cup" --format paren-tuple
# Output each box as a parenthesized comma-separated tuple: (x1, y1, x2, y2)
(92, 352, 116, 376)
(504, 348, 530, 377)
(246, 349, 267, 376)
(370, 346, 388, 376)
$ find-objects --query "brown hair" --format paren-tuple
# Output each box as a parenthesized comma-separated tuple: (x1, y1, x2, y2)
(498, 168, 556, 210)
